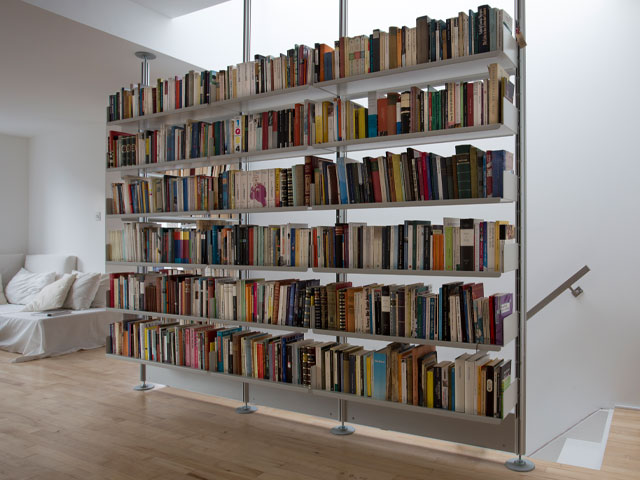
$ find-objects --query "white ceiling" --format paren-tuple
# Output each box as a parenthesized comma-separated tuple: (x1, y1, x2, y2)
(129, 0, 228, 18)
(0, 0, 200, 137)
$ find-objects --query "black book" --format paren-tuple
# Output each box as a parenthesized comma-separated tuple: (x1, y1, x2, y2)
(372, 30, 381, 72)
(460, 218, 475, 271)
(478, 5, 491, 53)
(381, 285, 390, 335)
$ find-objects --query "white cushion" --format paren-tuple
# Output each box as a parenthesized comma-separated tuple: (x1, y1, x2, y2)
(0, 274, 6, 304)
(5, 268, 57, 305)
(63, 271, 101, 310)
(91, 274, 109, 308)
(22, 273, 77, 312)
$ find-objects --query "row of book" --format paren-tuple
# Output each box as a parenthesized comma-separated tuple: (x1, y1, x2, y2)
(107, 320, 511, 418)
(107, 64, 512, 169)
(107, 6, 512, 121)
(109, 146, 514, 214)
(108, 272, 513, 345)
(107, 218, 515, 274)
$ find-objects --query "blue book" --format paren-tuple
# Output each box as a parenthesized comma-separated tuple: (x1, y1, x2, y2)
(482, 221, 488, 271)
(281, 333, 304, 383)
(489, 7, 497, 52)
(287, 282, 297, 326)
(372, 350, 387, 400)
(336, 157, 349, 204)
(324, 52, 333, 81)
(491, 150, 506, 197)
(290, 227, 296, 267)
(482, 152, 487, 197)
(182, 177, 189, 211)
(451, 366, 455, 409)
(216, 327, 242, 371)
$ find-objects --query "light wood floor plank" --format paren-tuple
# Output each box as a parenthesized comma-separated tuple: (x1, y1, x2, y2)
(0, 348, 637, 479)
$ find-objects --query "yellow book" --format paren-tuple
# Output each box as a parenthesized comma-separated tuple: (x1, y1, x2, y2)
(322, 101, 331, 144)
(427, 368, 434, 408)
(274, 168, 281, 206)
(315, 104, 323, 144)
(357, 107, 367, 139)
(392, 154, 403, 202)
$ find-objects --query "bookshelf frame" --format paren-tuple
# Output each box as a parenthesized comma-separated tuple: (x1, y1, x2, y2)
(105, 0, 528, 462)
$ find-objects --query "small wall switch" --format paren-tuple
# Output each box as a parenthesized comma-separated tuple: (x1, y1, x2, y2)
(95, 212, 102, 221)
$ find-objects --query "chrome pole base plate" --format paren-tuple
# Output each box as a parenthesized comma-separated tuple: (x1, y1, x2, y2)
(330, 425, 355, 436)
(505, 457, 535, 472)
(236, 405, 257, 414)
(133, 383, 154, 391)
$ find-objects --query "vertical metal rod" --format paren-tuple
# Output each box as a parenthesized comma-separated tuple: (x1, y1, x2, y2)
(134, 363, 154, 391)
(516, 0, 527, 457)
(330, 0, 354, 438)
(235, 0, 257, 416)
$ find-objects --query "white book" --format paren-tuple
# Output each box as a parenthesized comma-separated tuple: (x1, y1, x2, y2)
(464, 352, 487, 414)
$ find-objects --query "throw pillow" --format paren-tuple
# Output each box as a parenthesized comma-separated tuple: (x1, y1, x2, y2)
(22, 273, 77, 312)
(63, 271, 101, 310)
(5, 268, 57, 305)
(91, 274, 109, 308)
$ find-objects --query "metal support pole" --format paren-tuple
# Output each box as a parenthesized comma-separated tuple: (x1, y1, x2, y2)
(330, 397, 355, 435)
(236, 0, 257, 416)
(236, 382, 257, 414)
(133, 364, 154, 391)
(135, 51, 155, 87)
(505, 0, 534, 472)
(329, 0, 354, 438)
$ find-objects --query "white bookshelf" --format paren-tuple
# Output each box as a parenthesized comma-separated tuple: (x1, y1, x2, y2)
(106, 102, 516, 173)
(105, 0, 528, 465)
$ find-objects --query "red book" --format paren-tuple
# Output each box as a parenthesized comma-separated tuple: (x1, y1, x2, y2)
(377, 98, 388, 135)
(369, 157, 382, 202)
(261, 112, 268, 150)
(248, 227, 254, 265)
(466, 82, 474, 127)
(304, 156, 313, 206)
(421, 152, 430, 200)
(339, 37, 346, 78)
(257, 343, 264, 378)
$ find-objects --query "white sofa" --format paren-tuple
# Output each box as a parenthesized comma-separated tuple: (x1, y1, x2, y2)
(0, 254, 122, 362)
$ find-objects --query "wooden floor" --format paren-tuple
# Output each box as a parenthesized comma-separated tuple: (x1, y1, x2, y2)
(0, 348, 637, 480)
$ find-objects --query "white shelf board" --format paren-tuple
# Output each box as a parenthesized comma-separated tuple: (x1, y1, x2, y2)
(106, 308, 310, 333)
(107, 171, 517, 219)
(105, 307, 517, 350)
(107, 111, 515, 174)
(105, 261, 308, 272)
(106, 144, 333, 173)
(312, 312, 518, 352)
(313, 389, 507, 425)
(106, 353, 513, 424)
(107, 32, 516, 130)
(106, 354, 311, 393)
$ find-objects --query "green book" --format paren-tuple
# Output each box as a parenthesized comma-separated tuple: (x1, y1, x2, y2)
(454, 154, 472, 199)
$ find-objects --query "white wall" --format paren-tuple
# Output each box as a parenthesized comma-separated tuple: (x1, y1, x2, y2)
(0, 133, 29, 254)
(28, 126, 106, 272)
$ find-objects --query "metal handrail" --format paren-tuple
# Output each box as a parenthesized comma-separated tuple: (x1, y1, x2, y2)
(527, 266, 590, 320)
